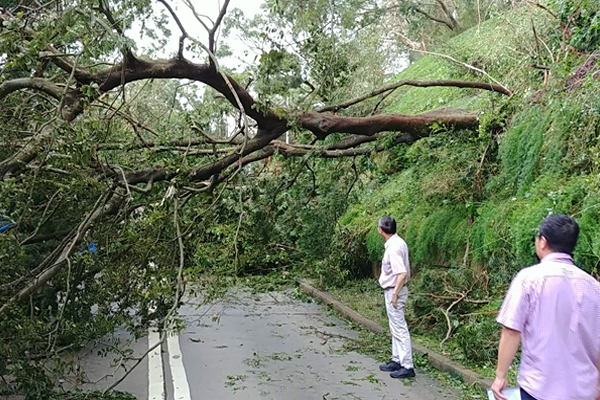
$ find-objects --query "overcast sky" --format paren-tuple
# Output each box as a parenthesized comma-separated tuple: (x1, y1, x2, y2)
(133, 0, 264, 70)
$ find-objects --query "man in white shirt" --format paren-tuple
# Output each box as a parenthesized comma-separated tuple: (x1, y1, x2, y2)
(377, 216, 415, 379)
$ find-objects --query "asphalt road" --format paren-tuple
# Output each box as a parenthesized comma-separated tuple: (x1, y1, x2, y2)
(73, 289, 456, 400)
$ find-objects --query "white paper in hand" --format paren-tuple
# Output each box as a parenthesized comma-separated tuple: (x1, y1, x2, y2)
(487, 387, 521, 400)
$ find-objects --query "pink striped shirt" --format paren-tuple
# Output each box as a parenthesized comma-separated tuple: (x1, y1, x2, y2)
(497, 252, 600, 400)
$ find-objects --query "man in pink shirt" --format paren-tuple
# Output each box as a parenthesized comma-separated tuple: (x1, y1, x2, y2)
(492, 214, 600, 400)
(377, 216, 415, 379)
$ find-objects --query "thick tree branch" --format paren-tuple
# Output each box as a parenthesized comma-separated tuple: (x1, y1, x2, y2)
(40, 47, 94, 84)
(268, 133, 416, 158)
(299, 107, 478, 139)
(0, 78, 62, 100)
(105, 105, 477, 189)
(0, 122, 55, 180)
(91, 57, 281, 130)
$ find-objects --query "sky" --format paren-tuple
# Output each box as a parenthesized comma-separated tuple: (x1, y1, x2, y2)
(133, 0, 264, 71)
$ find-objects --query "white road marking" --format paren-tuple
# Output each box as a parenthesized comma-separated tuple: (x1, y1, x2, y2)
(167, 332, 192, 400)
(148, 328, 165, 400)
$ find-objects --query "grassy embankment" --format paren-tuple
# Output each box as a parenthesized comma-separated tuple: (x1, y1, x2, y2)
(324, 4, 600, 384)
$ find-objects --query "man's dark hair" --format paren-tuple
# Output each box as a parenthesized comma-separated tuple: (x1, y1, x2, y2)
(538, 214, 579, 255)
(378, 216, 396, 235)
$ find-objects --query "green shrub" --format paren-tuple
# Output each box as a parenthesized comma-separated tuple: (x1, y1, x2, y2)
(456, 314, 501, 365)
(550, 0, 600, 51)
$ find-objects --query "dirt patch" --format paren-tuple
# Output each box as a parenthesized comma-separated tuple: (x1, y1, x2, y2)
(566, 52, 600, 92)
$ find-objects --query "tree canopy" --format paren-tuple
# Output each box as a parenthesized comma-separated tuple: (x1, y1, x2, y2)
(4, 0, 579, 396)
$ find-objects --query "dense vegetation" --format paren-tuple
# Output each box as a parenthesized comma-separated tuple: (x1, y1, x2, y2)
(0, 0, 599, 397)
(330, 1, 600, 370)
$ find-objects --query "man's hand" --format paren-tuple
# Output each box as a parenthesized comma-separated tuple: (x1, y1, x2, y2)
(391, 273, 406, 309)
(492, 327, 520, 400)
(391, 292, 398, 309)
(491, 376, 508, 400)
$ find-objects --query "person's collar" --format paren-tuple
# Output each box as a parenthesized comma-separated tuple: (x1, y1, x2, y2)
(384, 234, 397, 249)
(541, 252, 573, 264)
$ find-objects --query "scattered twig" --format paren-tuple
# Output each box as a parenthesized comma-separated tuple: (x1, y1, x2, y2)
(57, 53, 80, 119)
(20, 190, 61, 245)
(477, 0, 481, 31)
(557, 8, 580, 62)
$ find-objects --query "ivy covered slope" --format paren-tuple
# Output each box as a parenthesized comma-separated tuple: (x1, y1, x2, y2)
(333, 5, 600, 369)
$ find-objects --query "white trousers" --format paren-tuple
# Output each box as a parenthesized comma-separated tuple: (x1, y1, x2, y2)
(384, 286, 414, 369)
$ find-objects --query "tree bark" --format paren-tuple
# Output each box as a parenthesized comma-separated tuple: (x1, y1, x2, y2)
(298, 108, 478, 139)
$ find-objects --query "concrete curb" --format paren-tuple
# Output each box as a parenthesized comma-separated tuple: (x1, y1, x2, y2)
(298, 279, 494, 391)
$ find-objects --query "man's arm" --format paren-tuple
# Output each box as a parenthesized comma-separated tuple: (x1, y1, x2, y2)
(491, 327, 521, 400)
(391, 272, 407, 308)
(389, 246, 407, 310)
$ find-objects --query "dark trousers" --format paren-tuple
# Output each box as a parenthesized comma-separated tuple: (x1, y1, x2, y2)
(520, 389, 536, 400)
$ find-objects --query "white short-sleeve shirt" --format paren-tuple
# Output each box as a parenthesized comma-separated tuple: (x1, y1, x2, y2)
(379, 234, 411, 289)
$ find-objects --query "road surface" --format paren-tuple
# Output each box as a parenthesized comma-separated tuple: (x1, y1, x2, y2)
(74, 288, 456, 399)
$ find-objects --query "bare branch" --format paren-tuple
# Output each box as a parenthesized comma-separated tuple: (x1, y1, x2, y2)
(19, 190, 61, 245)
(182, 0, 211, 33)
(410, 1, 456, 30)
(97, 136, 238, 151)
(94, 101, 161, 137)
(318, 79, 511, 113)
(209, 0, 231, 53)
(156, 0, 188, 58)
(435, 0, 459, 29)
(410, 49, 512, 94)
(98, 0, 124, 35)
(525, 0, 557, 19)
(20, 229, 72, 246)
(192, 124, 244, 144)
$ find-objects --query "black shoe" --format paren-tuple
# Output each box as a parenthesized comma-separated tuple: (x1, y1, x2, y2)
(379, 361, 401, 372)
(390, 367, 416, 379)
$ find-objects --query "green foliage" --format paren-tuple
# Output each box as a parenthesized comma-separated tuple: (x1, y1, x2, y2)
(455, 311, 501, 365)
(550, 0, 600, 51)
(50, 391, 137, 400)
(225, 0, 393, 108)
(256, 50, 304, 95)
(365, 227, 384, 263)
(329, 3, 600, 372)
(2, 0, 600, 394)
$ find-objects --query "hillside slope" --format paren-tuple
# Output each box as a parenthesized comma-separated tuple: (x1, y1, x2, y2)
(333, 4, 600, 371)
